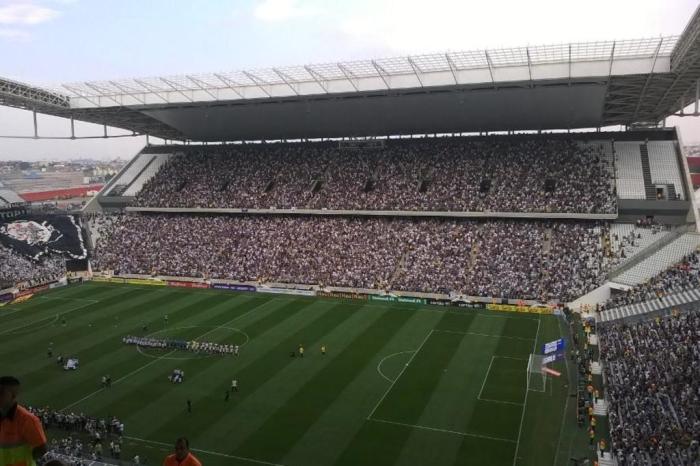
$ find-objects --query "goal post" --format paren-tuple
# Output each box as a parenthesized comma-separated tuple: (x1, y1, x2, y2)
(526, 354, 547, 392)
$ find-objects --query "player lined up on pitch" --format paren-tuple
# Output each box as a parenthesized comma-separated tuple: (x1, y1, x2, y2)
(122, 335, 239, 355)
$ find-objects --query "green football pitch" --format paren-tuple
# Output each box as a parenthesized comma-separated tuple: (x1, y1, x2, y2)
(0, 282, 576, 466)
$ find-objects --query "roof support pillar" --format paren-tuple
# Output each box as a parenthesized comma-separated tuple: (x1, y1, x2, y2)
(103, 124, 108, 138)
(695, 79, 699, 114)
(70, 117, 75, 139)
(32, 109, 38, 139)
(484, 51, 496, 87)
(445, 54, 459, 85)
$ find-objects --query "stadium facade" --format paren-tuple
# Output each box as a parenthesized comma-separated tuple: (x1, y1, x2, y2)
(1, 5, 700, 315)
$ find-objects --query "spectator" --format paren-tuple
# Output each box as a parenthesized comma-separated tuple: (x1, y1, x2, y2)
(598, 312, 700, 465)
(92, 213, 608, 302)
(133, 138, 616, 214)
(0, 376, 48, 466)
(163, 437, 201, 466)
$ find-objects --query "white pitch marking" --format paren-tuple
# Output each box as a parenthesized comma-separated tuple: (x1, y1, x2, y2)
(368, 417, 517, 444)
(0, 298, 98, 336)
(367, 330, 433, 420)
(512, 314, 541, 466)
(124, 436, 285, 466)
(376, 350, 416, 383)
(61, 300, 266, 411)
(432, 329, 535, 341)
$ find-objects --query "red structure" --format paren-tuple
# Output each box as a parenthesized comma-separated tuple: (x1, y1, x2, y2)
(19, 185, 103, 202)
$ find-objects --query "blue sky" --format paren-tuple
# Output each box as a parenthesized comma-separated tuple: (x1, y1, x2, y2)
(0, 0, 699, 159)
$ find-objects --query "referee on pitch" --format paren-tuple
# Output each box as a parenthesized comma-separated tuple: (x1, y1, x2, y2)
(163, 437, 202, 466)
(0, 376, 47, 466)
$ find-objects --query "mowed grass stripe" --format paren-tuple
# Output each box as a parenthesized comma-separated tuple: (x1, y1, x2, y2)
(391, 330, 507, 466)
(0, 299, 95, 335)
(372, 331, 466, 423)
(201, 302, 390, 452)
(72, 294, 285, 415)
(3, 287, 158, 385)
(22, 289, 204, 405)
(281, 307, 441, 466)
(1, 287, 152, 344)
(479, 357, 528, 404)
(0, 285, 133, 329)
(5, 284, 570, 466)
(331, 311, 473, 466)
(233, 307, 415, 462)
(189, 302, 360, 443)
(513, 316, 566, 466)
(138, 299, 346, 442)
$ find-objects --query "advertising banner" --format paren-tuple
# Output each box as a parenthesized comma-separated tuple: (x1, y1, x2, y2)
(542, 352, 566, 365)
(426, 298, 483, 309)
(368, 295, 397, 303)
(317, 291, 368, 300)
(256, 287, 315, 297)
(167, 280, 210, 289)
(542, 338, 565, 355)
(397, 296, 427, 305)
(211, 283, 257, 292)
(17, 284, 48, 298)
(486, 303, 554, 315)
(125, 278, 166, 286)
(11, 294, 33, 304)
(0, 292, 14, 303)
(92, 276, 127, 284)
(49, 278, 68, 289)
(369, 295, 426, 305)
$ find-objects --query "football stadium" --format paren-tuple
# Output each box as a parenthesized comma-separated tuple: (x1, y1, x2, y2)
(1, 3, 700, 466)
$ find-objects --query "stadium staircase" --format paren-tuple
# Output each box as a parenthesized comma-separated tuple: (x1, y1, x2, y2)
(590, 361, 603, 375)
(593, 399, 608, 416)
(598, 450, 618, 466)
(607, 227, 690, 280)
(598, 286, 700, 323)
(639, 144, 657, 200)
(388, 249, 409, 284)
(666, 183, 678, 200)
(613, 232, 700, 286)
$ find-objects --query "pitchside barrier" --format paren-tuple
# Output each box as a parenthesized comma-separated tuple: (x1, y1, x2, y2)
(84, 272, 567, 313)
(0, 278, 67, 305)
(486, 303, 556, 315)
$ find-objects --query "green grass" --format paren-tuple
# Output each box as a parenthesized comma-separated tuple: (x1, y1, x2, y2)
(0, 282, 575, 466)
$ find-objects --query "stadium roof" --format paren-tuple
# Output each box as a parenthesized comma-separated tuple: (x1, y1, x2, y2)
(2, 6, 700, 141)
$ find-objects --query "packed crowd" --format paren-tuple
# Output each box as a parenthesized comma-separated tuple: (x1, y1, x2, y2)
(92, 213, 608, 302)
(134, 138, 616, 213)
(603, 250, 700, 311)
(27, 406, 124, 438)
(599, 311, 700, 465)
(122, 335, 238, 355)
(0, 244, 65, 289)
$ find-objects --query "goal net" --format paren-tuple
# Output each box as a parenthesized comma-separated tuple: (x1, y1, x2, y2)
(526, 354, 547, 392)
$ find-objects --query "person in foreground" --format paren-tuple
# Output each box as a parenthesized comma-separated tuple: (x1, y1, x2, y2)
(0, 375, 47, 466)
(163, 437, 202, 466)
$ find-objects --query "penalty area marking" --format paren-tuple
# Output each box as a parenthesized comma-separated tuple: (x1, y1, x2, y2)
(512, 314, 541, 466)
(477, 356, 525, 406)
(376, 350, 416, 383)
(367, 330, 433, 420)
(135, 326, 250, 360)
(0, 298, 99, 336)
(124, 435, 285, 466)
(368, 417, 516, 444)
